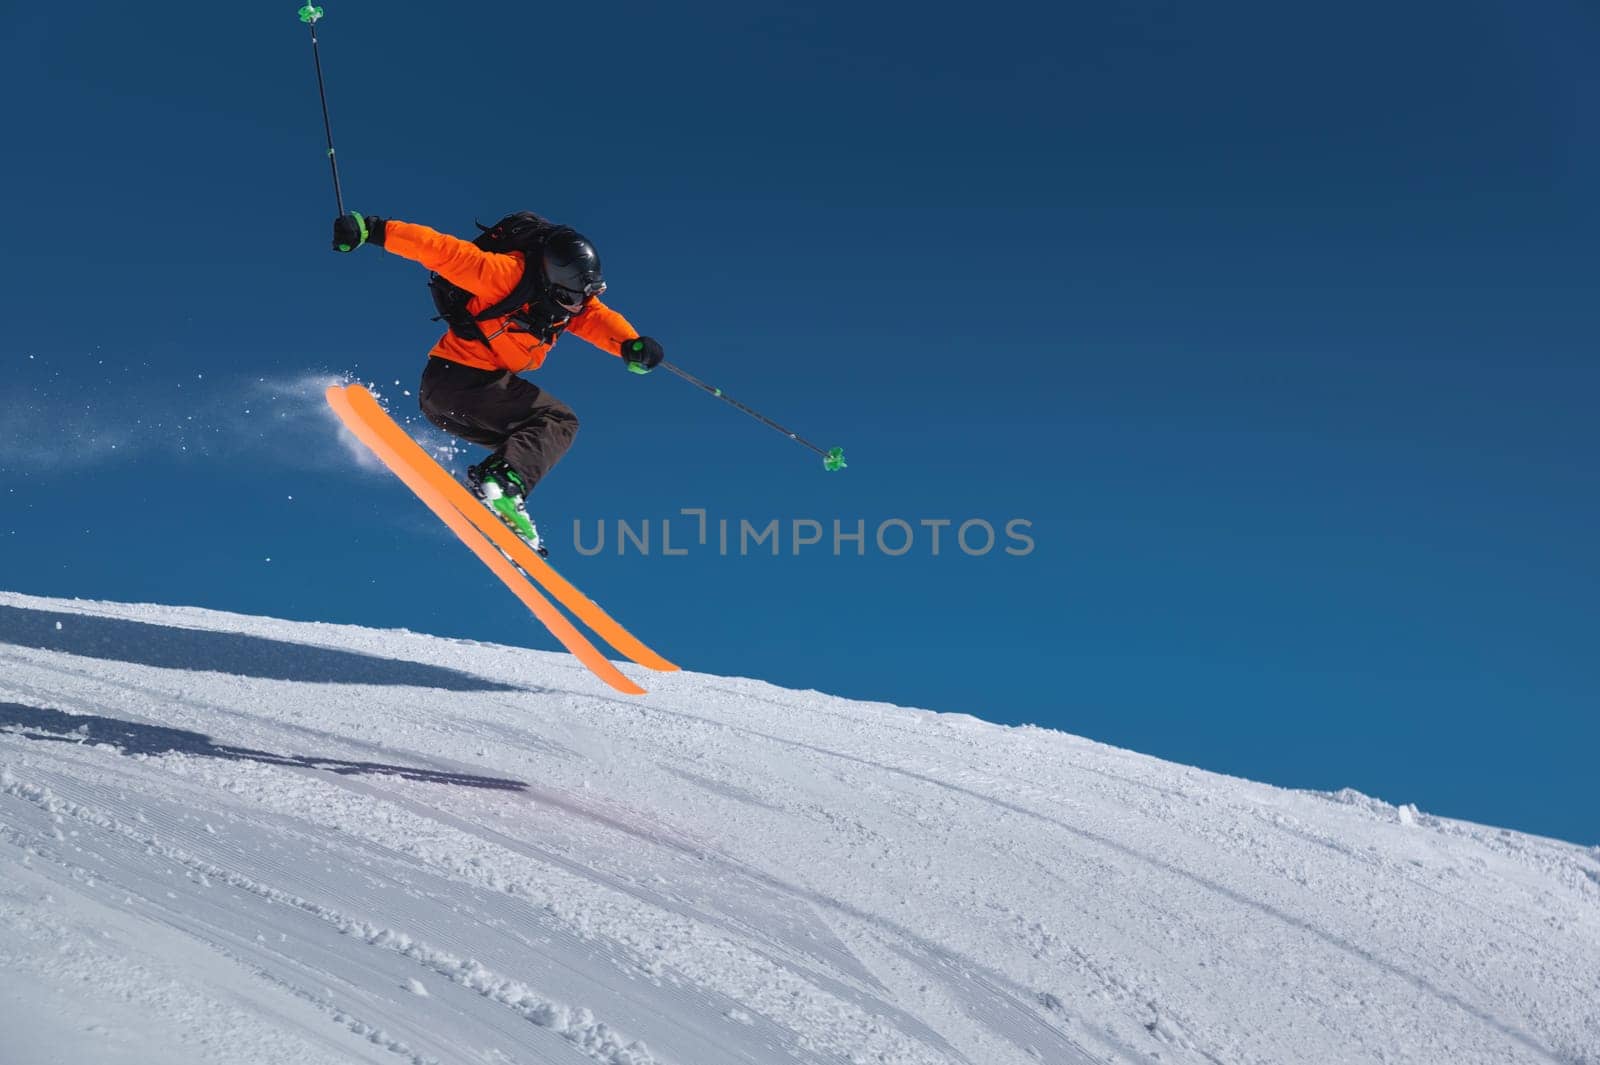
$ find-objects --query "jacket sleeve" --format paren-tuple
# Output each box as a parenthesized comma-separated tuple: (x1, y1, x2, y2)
(567, 298, 638, 357)
(381, 219, 523, 299)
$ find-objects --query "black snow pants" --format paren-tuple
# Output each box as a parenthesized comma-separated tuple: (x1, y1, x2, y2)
(418, 356, 579, 491)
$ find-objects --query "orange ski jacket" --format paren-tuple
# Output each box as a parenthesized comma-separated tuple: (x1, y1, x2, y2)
(382, 219, 637, 374)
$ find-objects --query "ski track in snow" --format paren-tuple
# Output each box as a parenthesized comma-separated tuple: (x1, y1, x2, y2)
(0, 590, 1596, 1065)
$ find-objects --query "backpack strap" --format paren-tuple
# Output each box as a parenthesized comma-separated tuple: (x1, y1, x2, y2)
(470, 262, 547, 327)
(428, 274, 493, 345)
(425, 212, 574, 349)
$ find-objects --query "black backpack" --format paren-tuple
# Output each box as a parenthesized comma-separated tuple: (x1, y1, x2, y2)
(427, 211, 570, 346)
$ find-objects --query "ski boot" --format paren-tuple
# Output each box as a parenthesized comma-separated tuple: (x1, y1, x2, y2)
(467, 458, 547, 557)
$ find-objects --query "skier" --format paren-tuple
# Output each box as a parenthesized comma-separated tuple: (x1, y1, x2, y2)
(331, 210, 665, 555)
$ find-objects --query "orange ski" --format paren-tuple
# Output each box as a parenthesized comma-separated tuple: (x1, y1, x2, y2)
(325, 384, 647, 696)
(339, 383, 678, 674)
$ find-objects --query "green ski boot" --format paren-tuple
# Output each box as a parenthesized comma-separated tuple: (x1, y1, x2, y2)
(467, 459, 547, 557)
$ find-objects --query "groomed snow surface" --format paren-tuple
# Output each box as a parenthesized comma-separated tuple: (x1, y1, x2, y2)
(1, 590, 1595, 1065)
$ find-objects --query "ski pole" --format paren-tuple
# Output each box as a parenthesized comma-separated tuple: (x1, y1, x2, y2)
(298, 5, 345, 216)
(660, 361, 847, 471)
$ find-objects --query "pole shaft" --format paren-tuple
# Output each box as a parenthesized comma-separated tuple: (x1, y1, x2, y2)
(306, 21, 345, 216)
(660, 361, 829, 457)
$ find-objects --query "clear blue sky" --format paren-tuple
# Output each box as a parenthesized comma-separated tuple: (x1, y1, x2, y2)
(2, 2, 1595, 843)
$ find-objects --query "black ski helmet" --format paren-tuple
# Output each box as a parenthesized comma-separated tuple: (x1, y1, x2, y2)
(541, 227, 605, 312)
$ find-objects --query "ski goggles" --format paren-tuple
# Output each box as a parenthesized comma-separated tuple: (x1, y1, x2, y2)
(551, 281, 606, 313)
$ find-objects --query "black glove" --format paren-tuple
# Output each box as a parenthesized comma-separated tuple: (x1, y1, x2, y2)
(331, 212, 386, 252)
(622, 336, 664, 374)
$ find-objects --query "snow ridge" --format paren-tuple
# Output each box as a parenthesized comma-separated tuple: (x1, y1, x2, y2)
(2, 589, 1597, 1065)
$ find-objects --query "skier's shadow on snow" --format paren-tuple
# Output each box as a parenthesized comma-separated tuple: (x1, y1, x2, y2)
(0, 605, 521, 693)
(0, 703, 528, 791)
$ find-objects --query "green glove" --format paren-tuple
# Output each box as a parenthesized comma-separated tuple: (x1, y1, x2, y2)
(331, 212, 386, 253)
(623, 336, 665, 374)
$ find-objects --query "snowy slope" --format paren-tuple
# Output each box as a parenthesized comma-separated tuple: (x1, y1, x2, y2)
(1, 590, 1595, 1065)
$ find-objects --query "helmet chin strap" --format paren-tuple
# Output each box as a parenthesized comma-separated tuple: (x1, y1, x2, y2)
(509, 289, 574, 344)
